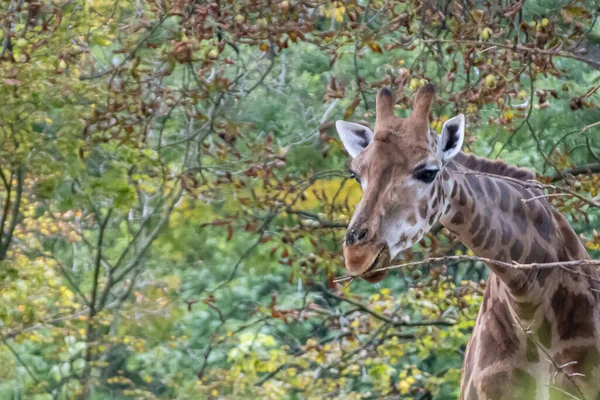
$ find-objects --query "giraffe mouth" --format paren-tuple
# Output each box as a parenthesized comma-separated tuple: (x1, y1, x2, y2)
(361, 246, 390, 283)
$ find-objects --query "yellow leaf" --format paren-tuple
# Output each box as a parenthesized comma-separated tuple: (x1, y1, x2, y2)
(367, 41, 382, 53)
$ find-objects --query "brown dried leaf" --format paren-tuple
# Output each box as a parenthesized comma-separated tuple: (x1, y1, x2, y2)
(343, 96, 360, 120)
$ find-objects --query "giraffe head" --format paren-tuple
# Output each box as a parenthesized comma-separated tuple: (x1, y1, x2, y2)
(335, 85, 465, 282)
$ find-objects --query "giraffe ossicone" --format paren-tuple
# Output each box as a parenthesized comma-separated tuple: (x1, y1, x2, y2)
(336, 85, 600, 399)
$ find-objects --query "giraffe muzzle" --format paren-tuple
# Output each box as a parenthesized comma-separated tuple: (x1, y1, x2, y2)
(342, 243, 390, 282)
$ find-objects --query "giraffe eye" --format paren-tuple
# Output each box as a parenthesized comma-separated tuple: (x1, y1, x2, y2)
(414, 169, 438, 183)
(349, 172, 361, 184)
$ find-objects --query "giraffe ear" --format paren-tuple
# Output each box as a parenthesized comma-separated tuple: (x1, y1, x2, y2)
(438, 114, 465, 162)
(335, 121, 374, 159)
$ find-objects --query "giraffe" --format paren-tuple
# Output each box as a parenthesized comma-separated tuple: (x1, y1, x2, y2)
(335, 84, 600, 399)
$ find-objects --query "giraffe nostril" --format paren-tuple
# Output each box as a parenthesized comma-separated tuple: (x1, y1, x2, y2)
(357, 228, 368, 242)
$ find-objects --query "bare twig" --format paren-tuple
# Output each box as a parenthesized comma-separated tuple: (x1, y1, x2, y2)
(521, 193, 570, 204)
(354, 1, 371, 110)
(421, 39, 600, 69)
(494, 62, 534, 158)
(315, 284, 454, 326)
(334, 256, 600, 283)
(285, 208, 348, 229)
(89, 208, 113, 316)
(550, 163, 600, 183)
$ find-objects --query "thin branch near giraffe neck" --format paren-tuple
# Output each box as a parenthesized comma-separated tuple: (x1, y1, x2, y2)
(521, 193, 571, 204)
(333, 255, 600, 283)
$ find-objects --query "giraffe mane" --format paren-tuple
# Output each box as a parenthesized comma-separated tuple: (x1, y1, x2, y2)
(455, 153, 535, 181)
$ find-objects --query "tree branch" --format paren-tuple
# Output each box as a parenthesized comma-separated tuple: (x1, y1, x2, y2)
(112, 185, 184, 285)
(354, 1, 371, 110)
(89, 208, 113, 316)
(315, 284, 454, 327)
(0, 165, 23, 260)
(285, 208, 348, 229)
(549, 163, 600, 182)
(421, 39, 600, 69)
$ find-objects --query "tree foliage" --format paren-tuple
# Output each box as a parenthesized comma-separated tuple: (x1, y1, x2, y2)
(0, 0, 599, 398)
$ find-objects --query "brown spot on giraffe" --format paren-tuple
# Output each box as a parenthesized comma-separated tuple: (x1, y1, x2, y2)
(495, 249, 508, 262)
(510, 240, 524, 260)
(395, 233, 408, 247)
(524, 240, 553, 285)
(431, 195, 439, 210)
(484, 178, 497, 201)
(500, 223, 513, 246)
(551, 284, 595, 340)
(478, 300, 519, 366)
(533, 206, 553, 242)
(418, 198, 428, 219)
(508, 272, 530, 297)
(458, 186, 468, 206)
(472, 213, 491, 236)
(451, 181, 458, 198)
(471, 228, 486, 248)
(524, 239, 545, 263)
(428, 212, 436, 225)
(482, 231, 496, 250)
(466, 173, 483, 194)
(480, 371, 509, 399)
(469, 214, 481, 236)
(512, 200, 528, 234)
(451, 211, 465, 225)
(534, 268, 552, 286)
(497, 181, 513, 212)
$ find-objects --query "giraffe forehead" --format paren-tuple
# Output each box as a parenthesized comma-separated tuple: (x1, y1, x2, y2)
(352, 138, 431, 176)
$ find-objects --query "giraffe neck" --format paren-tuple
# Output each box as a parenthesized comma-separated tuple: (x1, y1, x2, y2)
(438, 155, 589, 304)
(439, 154, 600, 399)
